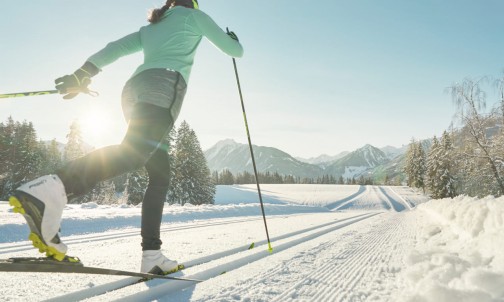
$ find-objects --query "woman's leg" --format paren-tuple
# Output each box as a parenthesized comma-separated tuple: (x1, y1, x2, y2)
(56, 103, 173, 197)
(141, 145, 171, 250)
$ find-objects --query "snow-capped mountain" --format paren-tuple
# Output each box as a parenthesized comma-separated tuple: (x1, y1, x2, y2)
(295, 152, 349, 166)
(323, 144, 390, 179)
(380, 145, 408, 159)
(204, 139, 324, 178)
(205, 140, 406, 181)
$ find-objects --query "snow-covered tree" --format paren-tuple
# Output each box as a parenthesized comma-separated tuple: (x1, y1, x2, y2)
(426, 133, 457, 199)
(404, 139, 426, 192)
(448, 78, 504, 196)
(171, 121, 215, 205)
(11, 121, 42, 191)
(64, 120, 85, 162)
(439, 131, 457, 198)
(84, 180, 117, 205)
(125, 169, 148, 205)
(39, 139, 63, 175)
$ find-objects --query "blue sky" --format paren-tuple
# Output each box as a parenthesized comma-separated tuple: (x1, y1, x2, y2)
(1, 1, 503, 158)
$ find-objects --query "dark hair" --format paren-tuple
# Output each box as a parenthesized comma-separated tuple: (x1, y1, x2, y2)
(148, 0, 174, 24)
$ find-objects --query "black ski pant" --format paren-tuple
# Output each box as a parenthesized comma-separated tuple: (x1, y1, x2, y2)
(56, 103, 173, 250)
(57, 69, 186, 251)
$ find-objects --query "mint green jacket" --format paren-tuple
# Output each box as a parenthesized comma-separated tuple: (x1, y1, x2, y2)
(87, 6, 244, 83)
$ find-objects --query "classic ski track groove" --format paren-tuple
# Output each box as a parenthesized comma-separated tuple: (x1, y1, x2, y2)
(222, 214, 413, 302)
(44, 212, 379, 302)
(387, 186, 415, 209)
(333, 186, 411, 212)
(205, 213, 410, 302)
(106, 213, 381, 302)
(378, 186, 406, 212)
(329, 186, 371, 211)
(272, 213, 411, 302)
(325, 186, 367, 210)
(375, 186, 394, 210)
(0, 216, 277, 254)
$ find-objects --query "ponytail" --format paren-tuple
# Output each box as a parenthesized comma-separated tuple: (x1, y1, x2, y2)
(148, 0, 174, 24)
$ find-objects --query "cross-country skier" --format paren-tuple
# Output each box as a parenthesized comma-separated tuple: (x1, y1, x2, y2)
(9, 0, 243, 274)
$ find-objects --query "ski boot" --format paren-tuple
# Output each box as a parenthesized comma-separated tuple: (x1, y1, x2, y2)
(9, 175, 68, 261)
(141, 250, 179, 274)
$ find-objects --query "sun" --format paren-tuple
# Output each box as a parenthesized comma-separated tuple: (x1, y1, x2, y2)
(78, 110, 112, 147)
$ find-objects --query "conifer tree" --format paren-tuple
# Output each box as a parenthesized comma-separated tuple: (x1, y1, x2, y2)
(172, 121, 215, 205)
(40, 139, 63, 175)
(0, 117, 16, 198)
(95, 181, 117, 205)
(11, 121, 41, 190)
(126, 169, 148, 205)
(0, 118, 45, 198)
(211, 171, 219, 185)
(219, 169, 235, 185)
(405, 139, 427, 192)
(439, 131, 457, 198)
(404, 139, 418, 187)
(64, 120, 85, 162)
(426, 136, 442, 198)
(413, 142, 427, 192)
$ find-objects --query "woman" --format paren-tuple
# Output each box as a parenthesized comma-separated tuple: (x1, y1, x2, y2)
(9, 0, 243, 274)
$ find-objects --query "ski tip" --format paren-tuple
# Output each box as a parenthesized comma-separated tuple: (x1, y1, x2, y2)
(248, 242, 255, 250)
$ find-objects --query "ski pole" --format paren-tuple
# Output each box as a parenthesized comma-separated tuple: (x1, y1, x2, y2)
(0, 90, 59, 99)
(229, 48, 273, 253)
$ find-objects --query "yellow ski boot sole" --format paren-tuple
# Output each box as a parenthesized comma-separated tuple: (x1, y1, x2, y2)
(9, 196, 67, 261)
(9, 196, 25, 214)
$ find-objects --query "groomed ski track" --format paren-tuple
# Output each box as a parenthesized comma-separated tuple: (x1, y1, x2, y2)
(0, 185, 425, 301)
(47, 213, 380, 301)
(94, 212, 414, 302)
(327, 185, 415, 211)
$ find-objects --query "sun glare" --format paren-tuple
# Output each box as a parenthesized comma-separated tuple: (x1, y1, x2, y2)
(79, 110, 112, 147)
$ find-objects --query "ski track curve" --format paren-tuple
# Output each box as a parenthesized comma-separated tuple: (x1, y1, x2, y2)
(183, 212, 414, 302)
(335, 186, 389, 211)
(326, 186, 367, 210)
(388, 186, 429, 207)
(334, 186, 411, 213)
(385, 186, 414, 209)
(378, 187, 406, 212)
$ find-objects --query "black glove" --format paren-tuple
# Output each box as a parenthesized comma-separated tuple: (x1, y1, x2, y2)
(226, 27, 239, 41)
(55, 62, 100, 100)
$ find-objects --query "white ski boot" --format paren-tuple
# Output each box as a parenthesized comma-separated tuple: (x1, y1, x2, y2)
(9, 174, 68, 261)
(141, 250, 179, 274)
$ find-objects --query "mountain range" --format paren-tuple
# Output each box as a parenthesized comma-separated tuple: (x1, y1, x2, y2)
(204, 139, 408, 182)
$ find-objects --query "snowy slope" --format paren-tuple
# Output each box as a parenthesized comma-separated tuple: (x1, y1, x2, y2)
(204, 140, 323, 178)
(0, 185, 502, 302)
(324, 145, 390, 178)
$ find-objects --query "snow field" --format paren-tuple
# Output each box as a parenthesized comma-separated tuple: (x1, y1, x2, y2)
(400, 195, 504, 302)
(1, 184, 501, 301)
(216, 184, 363, 207)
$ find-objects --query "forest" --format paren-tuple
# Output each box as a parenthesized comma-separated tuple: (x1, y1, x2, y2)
(0, 119, 215, 205)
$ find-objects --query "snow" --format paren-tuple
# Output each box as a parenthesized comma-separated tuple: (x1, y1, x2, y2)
(0, 185, 503, 302)
(400, 195, 504, 302)
(342, 166, 369, 179)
